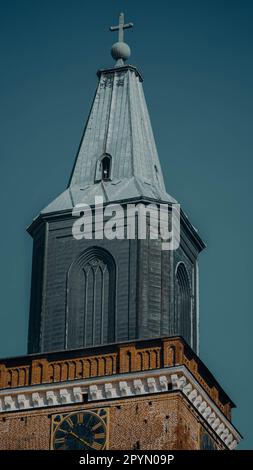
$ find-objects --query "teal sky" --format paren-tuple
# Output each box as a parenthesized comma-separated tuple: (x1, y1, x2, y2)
(0, 0, 252, 449)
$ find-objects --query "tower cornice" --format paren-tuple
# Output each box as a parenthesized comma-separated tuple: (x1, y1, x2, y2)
(27, 197, 205, 254)
(97, 64, 144, 82)
(0, 336, 234, 410)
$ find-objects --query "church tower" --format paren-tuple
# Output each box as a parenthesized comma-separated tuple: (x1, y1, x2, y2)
(27, 13, 204, 355)
(0, 14, 241, 450)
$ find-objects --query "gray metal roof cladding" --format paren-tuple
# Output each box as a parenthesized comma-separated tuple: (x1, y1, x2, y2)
(41, 64, 176, 215)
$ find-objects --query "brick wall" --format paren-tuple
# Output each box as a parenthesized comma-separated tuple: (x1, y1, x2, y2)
(0, 392, 223, 450)
(0, 337, 233, 420)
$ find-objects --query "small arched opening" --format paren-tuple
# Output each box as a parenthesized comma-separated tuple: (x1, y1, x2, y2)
(175, 262, 192, 345)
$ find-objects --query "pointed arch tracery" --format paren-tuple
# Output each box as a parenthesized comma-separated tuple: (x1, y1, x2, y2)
(66, 247, 116, 349)
(175, 262, 192, 345)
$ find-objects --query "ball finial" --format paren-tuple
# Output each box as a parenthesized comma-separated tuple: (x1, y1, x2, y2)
(111, 42, 131, 62)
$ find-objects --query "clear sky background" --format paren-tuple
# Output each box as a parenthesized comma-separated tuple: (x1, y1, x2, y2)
(0, 0, 252, 449)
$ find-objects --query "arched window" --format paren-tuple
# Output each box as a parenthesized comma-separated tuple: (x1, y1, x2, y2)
(101, 155, 111, 180)
(175, 263, 191, 345)
(66, 248, 116, 349)
(95, 154, 112, 182)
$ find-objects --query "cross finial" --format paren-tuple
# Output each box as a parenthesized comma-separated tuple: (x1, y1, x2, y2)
(110, 13, 133, 66)
(110, 12, 133, 42)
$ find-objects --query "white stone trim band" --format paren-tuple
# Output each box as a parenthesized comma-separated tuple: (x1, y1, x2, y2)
(0, 365, 241, 449)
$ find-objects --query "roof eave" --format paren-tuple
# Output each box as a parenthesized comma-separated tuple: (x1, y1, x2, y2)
(97, 64, 144, 82)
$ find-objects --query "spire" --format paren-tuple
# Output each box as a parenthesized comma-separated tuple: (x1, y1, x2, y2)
(110, 12, 133, 67)
(41, 17, 176, 215)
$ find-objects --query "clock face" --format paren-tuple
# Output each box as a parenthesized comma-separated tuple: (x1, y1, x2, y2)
(52, 410, 107, 450)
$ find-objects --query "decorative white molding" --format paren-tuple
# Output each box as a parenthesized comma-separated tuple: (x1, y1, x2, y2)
(170, 373, 241, 450)
(46, 391, 58, 406)
(189, 389, 198, 401)
(221, 428, 229, 440)
(147, 377, 157, 393)
(59, 388, 71, 404)
(119, 381, 132, 396)
(183, 382, 192, 396)
(207, 412, 215, 425)
(4, 396, 16, 410)
(32, 392, 44, 407)
(159, 375, 168, 391)
(203, 406, 211, 419)
(230, 440, 237, 450)
(133, 379, 145, 394)
(17, 394, 30, 409)
(0, 365, 241, 449)
(73, 387, 82, 402)
(199, 401, 207, 414)
(89, 385, 102, 401)
(225, 433, 233, 446)
(105, 383, 117, 399)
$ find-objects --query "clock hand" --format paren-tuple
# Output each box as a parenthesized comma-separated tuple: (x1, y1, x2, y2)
(69, 431, 94, 449)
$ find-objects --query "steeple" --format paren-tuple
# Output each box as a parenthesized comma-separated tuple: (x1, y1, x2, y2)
(27, 14, 205, 356)
(41, 14, 175, 215)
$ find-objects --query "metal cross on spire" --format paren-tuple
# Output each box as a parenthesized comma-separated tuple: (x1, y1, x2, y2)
(110, 13, 133, 65)
(110, 12, 133, 43)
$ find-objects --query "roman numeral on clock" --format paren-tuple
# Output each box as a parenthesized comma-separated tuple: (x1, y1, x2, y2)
(55, 437, 65, 444)
(58, 428, 68, 434)
(94, 432, 106, 439)
(66, 417, 74, 428)
(92, 421, 103, 431)
(77, 413, 83, 424)
(91, 441, 103, 450)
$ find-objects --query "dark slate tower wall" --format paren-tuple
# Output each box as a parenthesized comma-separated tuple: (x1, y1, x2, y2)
(173, 225, 200, 351)
(28, 205, 202, 354)
(28, 214, 139, 354)
(136, 213, 201, 352)
(27, 224, 46, 353)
